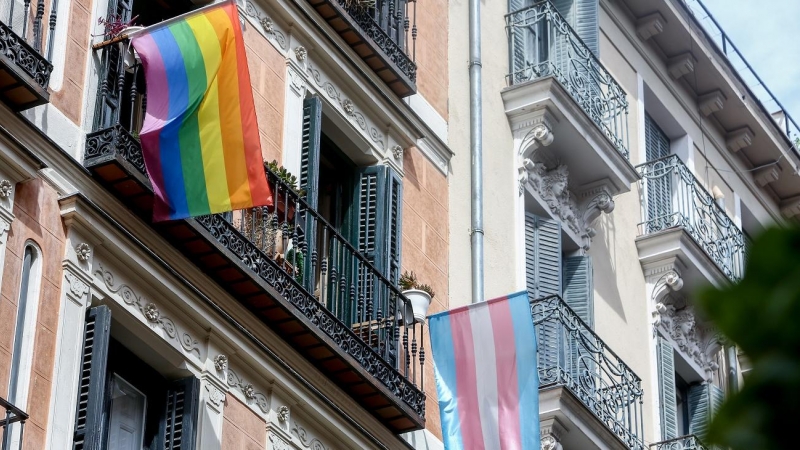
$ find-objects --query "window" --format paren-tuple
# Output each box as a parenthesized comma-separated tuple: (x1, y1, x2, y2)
(72, 306, 200, 450)
(645, 113, 671, 161)
(8, 243, 42, 407)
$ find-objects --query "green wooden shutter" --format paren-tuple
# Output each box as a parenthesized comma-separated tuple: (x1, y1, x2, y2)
(300, 97, 322, 290)
(657, 335, 679, 440)
(355, 166, 389, 275)
(161, 376, 200, 450)
(386, 168, 403, 285)
(72, 306, 112, 450)
(563, 256, 593, 327)
(524, 213, 562, 298)
(645, 114, 673, 228)
(688, 383, 724, 440)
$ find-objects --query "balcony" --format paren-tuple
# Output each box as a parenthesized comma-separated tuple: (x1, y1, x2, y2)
(0, 396, 27, 450)
(650, 435, 710, 450)
(636, 155, 746, 287)
(306, 0, 417, 97)
(532, 295, 644, 450)
(0, 2, 56, 110)
(504, 1, 638, 196)
(83, 49, 425, 432)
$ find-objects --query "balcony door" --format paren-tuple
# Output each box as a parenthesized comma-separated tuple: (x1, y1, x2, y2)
(645, 114, 673, 231)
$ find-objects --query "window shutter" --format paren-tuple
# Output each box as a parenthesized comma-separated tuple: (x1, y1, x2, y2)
(575, 0, 599, 56)
(688, 383, 724, 440)
(385, 168, 403, 285)
(563, 256, 593, 327)
(72, 306, 112, 450)
(161, 376, 200, 450)
(525, 213, 562, 299)
(657, 335, 679, 440)
(300, 96, 322, 290)
(644, 114, 673, 227)
(355, 166, 389, 275)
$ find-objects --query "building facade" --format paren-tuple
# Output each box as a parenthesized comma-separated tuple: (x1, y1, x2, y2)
(447, 0, 793, 449)
(0, 0, 450, 449)
(1, 0, 794, 449)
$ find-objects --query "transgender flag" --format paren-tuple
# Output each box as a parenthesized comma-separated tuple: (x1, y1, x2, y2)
(429, 291, 540, 450)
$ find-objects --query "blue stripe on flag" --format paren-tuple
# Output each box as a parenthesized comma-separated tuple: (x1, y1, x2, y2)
(508, 291, 541, 450)
(429, 311, 465, 449)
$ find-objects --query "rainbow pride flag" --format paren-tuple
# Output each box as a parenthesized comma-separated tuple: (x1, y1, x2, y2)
(429, 291, 540, 450)
(131, 0, 272, 221)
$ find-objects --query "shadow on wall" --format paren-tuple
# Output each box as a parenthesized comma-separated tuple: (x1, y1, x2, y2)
(591, 212, 626, 323)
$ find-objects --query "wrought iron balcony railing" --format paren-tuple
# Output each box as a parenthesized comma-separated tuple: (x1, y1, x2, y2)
(531, 295, 645, 449)
(84, 43, 426, 428)
(650, 435, 710, 450)
(636, 155, 746, 282)
(0, 396, 27, 450)
(506, 1, 630, 158)
(0, 1, 57, 109)
(305, 0, 417, 96)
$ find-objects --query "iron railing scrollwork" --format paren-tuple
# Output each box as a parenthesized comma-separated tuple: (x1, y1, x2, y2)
(636, 155, 746, 282)
(0, 0, 57, 91)
(85, 44, 426, 417)
(650, 434, 710, 450)
(505, 1, 629, 158)
(333, 0, 417, 82)
(531, 295, 645, 449)
(0, 396, 28, 450)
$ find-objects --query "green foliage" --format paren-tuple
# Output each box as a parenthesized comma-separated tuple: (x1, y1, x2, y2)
(285, 247, 304, 284)
(697, 226, 800, 449)
(266, 160, 305, 196)
(399, 271, 435, 299)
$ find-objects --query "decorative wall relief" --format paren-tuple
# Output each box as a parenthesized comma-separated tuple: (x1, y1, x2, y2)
(291, 421, 332, 450)
(64, 271, 90, 300)
(213, 354, 228, 372)
(75, 243, 92, 262)
(269, 433, 292, 450)
(204, 383, 226, 408)
(94, 264, 201, 358)
(657, 298, 723, 380)
(226, 368, 269, 414)
(242, 1, 288, 50)
(306, 62, 385, 148)
(0, 179, 12, 198)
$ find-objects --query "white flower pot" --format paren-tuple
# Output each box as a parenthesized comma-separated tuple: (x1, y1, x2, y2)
(401, 289, 432, 324)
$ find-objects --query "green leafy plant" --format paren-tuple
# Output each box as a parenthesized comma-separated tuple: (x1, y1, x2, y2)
(341, 0, 377, 10)
(266, 160, 305, 197)
(399, 271, 435, 299)
(285, 247, 305, 284)
(697, 226, 800, 449)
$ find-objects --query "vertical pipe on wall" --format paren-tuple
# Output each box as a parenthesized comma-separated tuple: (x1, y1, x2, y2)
(469, 0, 484, 303)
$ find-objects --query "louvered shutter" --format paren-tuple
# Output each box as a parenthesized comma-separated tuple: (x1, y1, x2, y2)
(645, 114, 673, 229)
(509, 0, 536, 81)
(386, 168, 403, 285)
(575, 0, 599, 56)
(563, 256, 593, 327)
(525, 213, 562, 299)
(300, 97, 322, 290)
(688, 383, 724, 440)
(657, 335, 679, 440)
(161, 376, 200, 450)
(72, 306, 112, 450)
(355, 166, 389, 275)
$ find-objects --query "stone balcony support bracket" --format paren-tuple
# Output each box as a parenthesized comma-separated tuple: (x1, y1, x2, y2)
(668, 52, 697, 80)
(726, 126, 754, 153)
(698, 90, 726, 117)
(540, 417, 568, 450)
(753, 163, 781, 186)
(636, 12, 666, 41)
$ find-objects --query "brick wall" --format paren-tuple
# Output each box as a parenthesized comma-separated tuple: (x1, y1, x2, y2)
(0, 179, 66, 448)
(401, 147, 448, 439)
(243, 24, 286, 165)
(413, 0, 449, 119)
(221, 395, 267, 449)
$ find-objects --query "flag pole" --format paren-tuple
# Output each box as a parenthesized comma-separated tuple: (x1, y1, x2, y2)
(92, 0, 236, 50)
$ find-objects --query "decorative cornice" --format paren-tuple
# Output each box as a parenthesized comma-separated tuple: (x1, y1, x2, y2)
(226, 368, 269, 414)
(306, 62, 385, 148)
(94, 264, 201, 358)
(292, 421, 332, 450)
(242, 1, 288, 50)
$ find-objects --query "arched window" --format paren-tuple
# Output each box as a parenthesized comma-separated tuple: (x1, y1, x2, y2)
(8, 242, 42, 408)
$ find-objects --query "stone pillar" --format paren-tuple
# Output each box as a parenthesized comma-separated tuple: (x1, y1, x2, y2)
(195, 337, 231, 450)
(540, 417, 567, 450)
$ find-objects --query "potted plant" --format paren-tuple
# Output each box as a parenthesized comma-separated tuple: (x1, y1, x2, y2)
(265, 160, 305, 222)
(399, 271, 435, 325)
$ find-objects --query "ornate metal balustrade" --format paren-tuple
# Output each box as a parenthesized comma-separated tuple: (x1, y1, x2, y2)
(650, 435, 710, 450)
(0, 0, 57, 109)
(84, 43, 426, 427)
(306, 0, 417, 96)
(506, 1, 630, 158)
(0, 396, 27, 450)
(636, 155, 746, 282)
(531, 295, 645, 449)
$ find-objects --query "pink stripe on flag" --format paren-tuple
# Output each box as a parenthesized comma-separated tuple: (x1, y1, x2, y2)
(489, 297, 524, 450)
(451, 311, 486, 450)
(132, 33, 169, 218)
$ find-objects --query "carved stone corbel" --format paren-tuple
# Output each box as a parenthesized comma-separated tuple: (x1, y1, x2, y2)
(540, 417, 566, 450)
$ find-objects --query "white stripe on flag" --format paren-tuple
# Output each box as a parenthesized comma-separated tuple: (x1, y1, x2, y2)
(469, 302, 501, 450)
